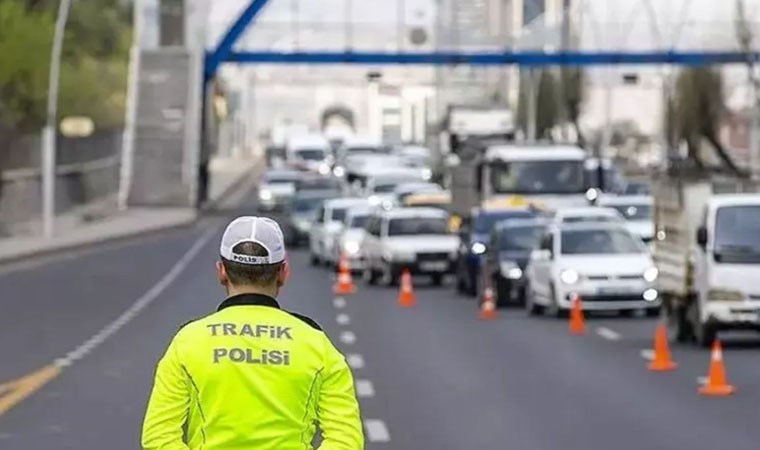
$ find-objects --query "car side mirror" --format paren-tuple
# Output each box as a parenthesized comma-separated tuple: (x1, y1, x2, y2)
(696, 226, 708, 249)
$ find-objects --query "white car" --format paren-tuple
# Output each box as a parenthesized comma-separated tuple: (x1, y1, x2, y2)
(361, 208, 459, 286)
(551, 206, 626, 225)
(392, 182, 443, 204)
(597, 195, 653, 243)
(365, 168, 430, 207)
(525, 222, 660, 316)
(285, 134, 331, 174)
(333, 206, 372, 271)
(257, 169, 301, 211)
(309, 198, 369, 266)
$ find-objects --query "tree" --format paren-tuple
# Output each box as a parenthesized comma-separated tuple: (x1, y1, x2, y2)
(560, 67, 585, 146)
(0, 0, 130, 136)
(517, 69, 560, 140)
(669, 67, 746, 176)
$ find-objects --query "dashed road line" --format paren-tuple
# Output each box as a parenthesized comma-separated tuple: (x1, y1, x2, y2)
(364, 419, 391, 442)
(333, 297, 347, 309)
(595, 327, 621, 341)
(0, 225, 219, 418)
(340, 331, 357, 345)
(336, 313, 351, 325)
(355, 379, 375, 397)
(640, 349, 655, 361)
(346, 354, 365, 369)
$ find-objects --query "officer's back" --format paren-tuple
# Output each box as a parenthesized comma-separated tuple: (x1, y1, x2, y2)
(142, 217, 364, 450)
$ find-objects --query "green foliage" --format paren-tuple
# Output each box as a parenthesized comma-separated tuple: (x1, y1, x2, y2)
(0, 0, 130, 133)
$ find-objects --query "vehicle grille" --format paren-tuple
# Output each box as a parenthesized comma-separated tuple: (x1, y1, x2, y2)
(567, 293, 644, 302)
(417, 252, 449, 261)
(586, 274, 641, 281)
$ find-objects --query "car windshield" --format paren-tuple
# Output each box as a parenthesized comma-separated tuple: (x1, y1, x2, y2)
(561, 228, 644, 255)
(388, 217, 448, 236)
(293, 197, 325, 213)
(607, 204, 652, 221)
(624, 181, 651, 195)
(561, 215, 619, 224)
(265, 173, 299, 183)
(474, 210, 535, 234)
(373, 183, 398, 193)
(713, 205, 760, 263)
(347, 146, 379, 154)
(584, 167, 626, 193)
(490, 160, 585, 194)
(295, 149, 326, 161)
(330, 207, 348, 223)
(500, 225, 546, 251)
(349, 214, 368, 228)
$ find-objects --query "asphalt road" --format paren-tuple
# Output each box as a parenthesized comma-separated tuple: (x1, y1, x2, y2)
(1, 189, 759, 449)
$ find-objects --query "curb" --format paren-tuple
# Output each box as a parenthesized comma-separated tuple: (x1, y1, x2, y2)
(0, 159, 261, 266)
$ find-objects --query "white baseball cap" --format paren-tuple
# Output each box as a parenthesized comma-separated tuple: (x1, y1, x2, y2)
(220, 216, 286, 265)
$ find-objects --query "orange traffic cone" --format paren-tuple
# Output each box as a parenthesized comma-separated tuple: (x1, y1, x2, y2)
(648, 324, 677, 371)
(397, 269, 416, 308)
(568, 294, 586, 335)
(333, 254, 356, 295)
(699, 340, 735, 396)
(478, 287, 498, 320)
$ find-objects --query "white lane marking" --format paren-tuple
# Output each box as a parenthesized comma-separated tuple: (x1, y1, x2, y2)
(336, 313, 351, 325)
(697, 376, 708, 386)
(355, 379, 375, 397)
(346, 354, 365, 369)
(339, 331, 357, 345)
(333, 297, 347, 309)
(640, 349, 655, 362)
(364, 419, 391, 442)
(53, 226, 218, 368)
(595, 327, 621, 341)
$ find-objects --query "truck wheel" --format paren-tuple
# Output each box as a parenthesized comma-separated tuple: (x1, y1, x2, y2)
(496, 278, 510, 308)
(363, 266, 378, 285)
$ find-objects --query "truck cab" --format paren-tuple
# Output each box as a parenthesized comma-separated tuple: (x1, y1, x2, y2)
(480, 144, 589, 212)
(654, 177, 760, 345)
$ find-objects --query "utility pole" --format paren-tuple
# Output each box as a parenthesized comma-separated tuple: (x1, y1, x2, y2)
(41, 0, 73, 238)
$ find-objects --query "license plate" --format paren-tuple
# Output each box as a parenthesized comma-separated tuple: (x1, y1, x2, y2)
(420, 261, 448, 272)
(597, 286, 628, 295)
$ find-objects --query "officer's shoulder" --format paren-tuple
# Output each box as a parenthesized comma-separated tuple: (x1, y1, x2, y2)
(284, 311, 323, 331)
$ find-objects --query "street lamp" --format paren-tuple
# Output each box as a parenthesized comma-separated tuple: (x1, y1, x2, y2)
(41, 0, 73, 238)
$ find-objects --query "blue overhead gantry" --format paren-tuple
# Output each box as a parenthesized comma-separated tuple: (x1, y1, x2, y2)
(204, 0, 760, 83)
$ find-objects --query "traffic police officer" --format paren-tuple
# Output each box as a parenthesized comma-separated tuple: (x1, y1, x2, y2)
(142, 216, 364, 449)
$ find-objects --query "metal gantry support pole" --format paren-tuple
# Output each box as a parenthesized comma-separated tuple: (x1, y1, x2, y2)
(41, 0, 73, 238)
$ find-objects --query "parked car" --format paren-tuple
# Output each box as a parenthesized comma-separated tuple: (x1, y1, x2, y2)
(524, 222, 660, 317)
(455, 205, 539, 297)
(309, 198, 369, 266)
(286, 134, 332, 174)
(482, 218, 548, 307)
(362, 207, 458, 286)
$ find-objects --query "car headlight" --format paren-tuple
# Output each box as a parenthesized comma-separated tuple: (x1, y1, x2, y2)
(318, 163, 331, 175)
(294, 219, 310, 232)
(343, 241, 360, 256)
(471, 242, 487, 255)
(259, 189, 273, 201)
(643, 289, 659, 302)
(560, 269, 580, 285)
(643, 267, 658, 282)
(333, 166, 345, 177)
(707, 288, 745, 302)
(422, 168, 433, 180)
(500, 261, 522, 279)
